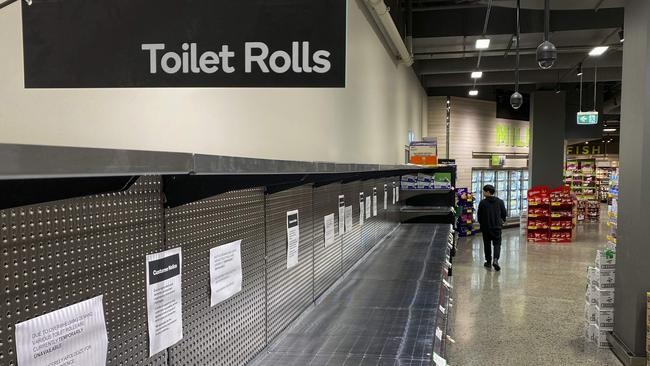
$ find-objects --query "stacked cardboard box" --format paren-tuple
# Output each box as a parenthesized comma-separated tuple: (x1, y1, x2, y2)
(585, 250, 616, 348)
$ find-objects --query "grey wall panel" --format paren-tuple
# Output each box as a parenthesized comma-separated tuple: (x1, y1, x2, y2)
(312, 183, 343, 300)
(341, 182, 364, 272)
(265, 185, 314, 343)
(165, 188, 267, 366)
(0, 176, 167, 366)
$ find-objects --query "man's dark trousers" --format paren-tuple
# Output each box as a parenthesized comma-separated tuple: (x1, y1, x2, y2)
(482, 229, 502, 263)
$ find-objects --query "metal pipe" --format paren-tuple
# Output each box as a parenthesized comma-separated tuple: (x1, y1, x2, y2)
(0, 0, 18, 10)
(515, 0, 521, 92)
(544, 0, 550, 41)
(365, 0, 414, 66)
(406, 0, 413, 55)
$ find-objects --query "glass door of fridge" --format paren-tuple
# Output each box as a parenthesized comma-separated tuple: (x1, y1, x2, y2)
(522, 169, 529, 210)
(509, 170, 523, 216)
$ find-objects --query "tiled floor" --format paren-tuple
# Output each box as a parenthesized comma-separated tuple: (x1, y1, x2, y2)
(447, 218, 623, 365)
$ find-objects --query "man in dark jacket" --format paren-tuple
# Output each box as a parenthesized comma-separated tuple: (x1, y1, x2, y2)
(477, 184, 507, 271)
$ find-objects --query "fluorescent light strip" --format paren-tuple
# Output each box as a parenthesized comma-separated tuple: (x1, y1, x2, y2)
(468, 89, 479, 96)
(475, 38, 490, 49)
(603, 128, 617, 132)
(589, 46, 609, 56)
(471, 71, 483, 79)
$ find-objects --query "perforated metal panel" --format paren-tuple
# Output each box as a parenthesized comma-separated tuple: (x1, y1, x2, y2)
(312, 183, 343, 300)
(165, 188, 267, 366)
(340, 182, 364, 272)
(265, 185, 314, 343)
(362, 180, 379, 250)
(0, 176, 167, 366)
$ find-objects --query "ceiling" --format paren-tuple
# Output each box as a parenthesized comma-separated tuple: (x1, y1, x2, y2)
(405, 0, 624, 97)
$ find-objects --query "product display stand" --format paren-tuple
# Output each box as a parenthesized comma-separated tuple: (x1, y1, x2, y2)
(455, 188, 478, 237)
(607, 171, 619, 251)
(549, 187, 576, 242)
(565, 160, 600, 223)
(527, 186, 551, 242)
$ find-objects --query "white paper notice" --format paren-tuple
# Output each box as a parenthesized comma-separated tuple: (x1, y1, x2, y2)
(359, 193, 365, 226)
(15, 295, 108, 366)
(433, 352, 448, 366)
(210, 240, 243, 307)
(324, 213, 335, 247)
(435, 326, 443, 341)
(396, 186, 400, 201)
(365, 196, 372, 219)
(338, 195, 345, 235)
(286, 210, 300, 269)
(384, 184, 388, 210)
(146, 247, 183, 356)
(345, 205, 353, 232)
(372, 188, 378, 216)
(439, 305, 446, 314)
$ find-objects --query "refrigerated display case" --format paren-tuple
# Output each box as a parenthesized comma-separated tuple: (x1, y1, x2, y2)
(472, 168, 529, 219)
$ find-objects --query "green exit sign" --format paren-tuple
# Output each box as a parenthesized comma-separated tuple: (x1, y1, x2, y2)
(577, 111, 599, 125)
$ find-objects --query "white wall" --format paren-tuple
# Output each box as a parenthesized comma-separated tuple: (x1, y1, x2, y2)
(427, 97, 529, 189)
(0, 0, 426, 165)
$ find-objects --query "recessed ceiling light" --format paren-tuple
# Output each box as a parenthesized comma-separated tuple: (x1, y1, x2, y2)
(468, 89, 479, 96)
(471, 71, 483, 79)
(475, 38, 490, 50)
(589, 46, 609, 56)
(603, 128, 617, 132)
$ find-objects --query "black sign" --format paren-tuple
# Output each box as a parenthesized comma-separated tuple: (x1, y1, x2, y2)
(148, 254, 181, 285)
(287, 213, 299, 229)
(21, 0, 347, 88)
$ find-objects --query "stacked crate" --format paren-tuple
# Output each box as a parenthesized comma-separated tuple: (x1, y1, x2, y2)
(585, 250, 616, 348)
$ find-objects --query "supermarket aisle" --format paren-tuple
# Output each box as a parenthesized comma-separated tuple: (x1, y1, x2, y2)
(447, 224, 622, 366)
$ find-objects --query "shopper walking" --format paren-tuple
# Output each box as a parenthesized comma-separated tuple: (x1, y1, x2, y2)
(477, 184, 507, 271)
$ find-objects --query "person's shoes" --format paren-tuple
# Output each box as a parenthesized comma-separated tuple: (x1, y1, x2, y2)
(484, 261, 491, 269)
(493, 261, 501, 271)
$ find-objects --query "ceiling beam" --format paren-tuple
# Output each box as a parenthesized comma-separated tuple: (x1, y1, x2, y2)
(415, 51, 622, 74)
(422, 66, 622, 87)
(413, 7, 623, 37)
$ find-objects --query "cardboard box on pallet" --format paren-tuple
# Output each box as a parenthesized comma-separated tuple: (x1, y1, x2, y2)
(595, 306, 615, 328)
(595, 250, 616, 270)
(592, 287, 615, 309)
(591, 326, 611, 348)
(592, 268, 615, 289)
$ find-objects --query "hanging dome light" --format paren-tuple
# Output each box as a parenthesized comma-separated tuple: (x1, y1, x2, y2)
(510, 92, 523, 109)
(537, 40, 557, 69)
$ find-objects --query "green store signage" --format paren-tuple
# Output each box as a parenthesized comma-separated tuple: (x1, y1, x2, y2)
(496, 125, 529, 148)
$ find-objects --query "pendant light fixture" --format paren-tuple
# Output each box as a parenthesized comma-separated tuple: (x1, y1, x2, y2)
(536, 0, 557, 69)
(510, 0, 523, 109)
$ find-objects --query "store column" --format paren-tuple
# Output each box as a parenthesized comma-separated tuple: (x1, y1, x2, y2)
(529, 91, 566, 187)
(610, 1, 650, 364)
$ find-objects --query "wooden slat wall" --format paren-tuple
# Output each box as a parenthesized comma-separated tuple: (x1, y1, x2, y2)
(427, 96, 448, 158)
(427, 96, 530, 190)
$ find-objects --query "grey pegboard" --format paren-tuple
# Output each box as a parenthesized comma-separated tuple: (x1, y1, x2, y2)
(312, 183, 343, 300)
(0, 176, 167, 366)
(362, 180, 379, 250)
(265, 185, 314, 343)
(165, 188, 267, 366)
(340, 181, 364, 273)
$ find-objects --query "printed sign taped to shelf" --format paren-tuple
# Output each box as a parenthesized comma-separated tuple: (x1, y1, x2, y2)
(21, 0, 346, 88)
(15, 296, 108, 366)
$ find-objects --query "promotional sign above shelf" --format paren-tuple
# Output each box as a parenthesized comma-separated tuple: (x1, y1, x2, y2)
(21, 0, 347, 88)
